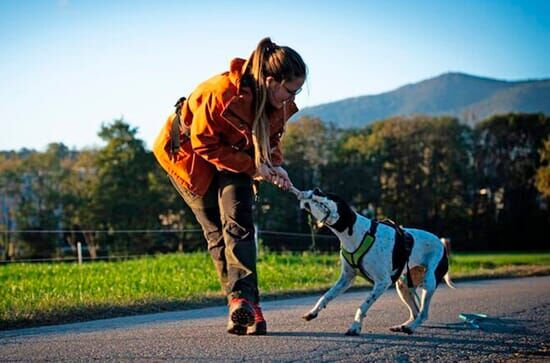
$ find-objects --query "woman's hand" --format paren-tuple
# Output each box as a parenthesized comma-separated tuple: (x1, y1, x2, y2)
(270, 166, 292, 190)
(253, 163, 275, 182)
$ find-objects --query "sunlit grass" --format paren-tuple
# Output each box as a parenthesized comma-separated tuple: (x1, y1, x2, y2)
(1, 251, 548, 329)
(448, 252, 550, 278)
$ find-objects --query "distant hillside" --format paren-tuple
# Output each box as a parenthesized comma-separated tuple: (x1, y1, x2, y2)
(294, 73, 550, 127)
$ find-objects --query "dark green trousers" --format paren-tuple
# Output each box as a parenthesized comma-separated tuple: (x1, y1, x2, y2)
(170, 172, 259, 303)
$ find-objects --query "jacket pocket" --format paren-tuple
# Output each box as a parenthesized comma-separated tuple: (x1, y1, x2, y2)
(173, 140, 195, 173)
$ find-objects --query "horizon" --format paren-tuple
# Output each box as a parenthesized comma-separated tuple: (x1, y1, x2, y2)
(303, 71, 550, 103)
(1, 0, 549, 151)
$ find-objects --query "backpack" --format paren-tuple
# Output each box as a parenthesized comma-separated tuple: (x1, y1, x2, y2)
(169, 96, 191, 159)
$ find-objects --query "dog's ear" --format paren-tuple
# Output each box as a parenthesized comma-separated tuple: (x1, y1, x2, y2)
(326, 193, 356, 235)
(313, 188, 325, 197)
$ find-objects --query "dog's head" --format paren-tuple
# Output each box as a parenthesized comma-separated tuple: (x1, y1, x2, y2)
(298, 188, 357, 234)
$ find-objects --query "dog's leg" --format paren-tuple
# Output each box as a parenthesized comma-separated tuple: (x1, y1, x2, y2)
(390, 279, 419, 332)
(345, 278, 391, 336)
(400, 272, 436, 334)
(303, 260, 355, 321)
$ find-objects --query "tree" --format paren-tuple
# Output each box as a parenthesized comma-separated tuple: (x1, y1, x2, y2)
(10, 143, 75, 258)
(474, 113, 550, 250)
(0, 153, 23, 260)
(87, 119, 162, 254)
(335, 127, 383, 214)
(535, 138, 550, 198)
(344, 116, 473, 242)
(282, 116, 337, 188)
(60, 148, 101, 258)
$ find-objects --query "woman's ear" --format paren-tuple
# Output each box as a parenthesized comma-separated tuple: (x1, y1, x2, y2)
(265, 76, 275, 88)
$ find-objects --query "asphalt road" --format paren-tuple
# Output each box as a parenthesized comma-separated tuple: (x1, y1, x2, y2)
(1, 276, 549, 362)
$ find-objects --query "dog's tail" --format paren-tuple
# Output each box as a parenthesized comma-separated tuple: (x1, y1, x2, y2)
(443, 271, 456, 289)
(440, 237, 456, 289)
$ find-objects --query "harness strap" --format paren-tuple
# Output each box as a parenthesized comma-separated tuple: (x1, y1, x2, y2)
(403, 232, 414, 287)
(341, 220, 378, 280)
(170, 96, 188, 158)
(381, 219, 414, 285)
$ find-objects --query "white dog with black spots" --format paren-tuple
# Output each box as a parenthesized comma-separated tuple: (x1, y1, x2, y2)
(297, 188, 454, 336)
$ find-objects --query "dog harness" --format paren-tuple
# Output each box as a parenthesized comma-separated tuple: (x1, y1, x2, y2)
(341, 219, 415, 285)
(341, 220, 379, 282)
(383, 219, 415, 285)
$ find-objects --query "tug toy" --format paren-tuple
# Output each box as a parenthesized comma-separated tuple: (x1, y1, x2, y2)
(459, 313, 488, 329)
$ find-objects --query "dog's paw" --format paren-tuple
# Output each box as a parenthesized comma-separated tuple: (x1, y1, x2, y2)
(344, 328, 360, 336)
(302, 312, 318, 321)
(345, 323, 361, 336)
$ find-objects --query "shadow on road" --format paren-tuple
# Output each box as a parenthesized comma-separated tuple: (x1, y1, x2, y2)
(267, 315, 545, 359)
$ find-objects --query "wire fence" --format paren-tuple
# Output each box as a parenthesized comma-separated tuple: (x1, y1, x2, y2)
(0, 228, 339, 264)
(3, 229, 203, 234)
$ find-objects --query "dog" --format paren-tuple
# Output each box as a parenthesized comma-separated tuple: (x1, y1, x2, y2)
(297, 188, 454, 335)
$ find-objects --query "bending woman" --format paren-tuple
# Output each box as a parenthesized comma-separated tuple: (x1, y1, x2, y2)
(153, 37, 307, 335)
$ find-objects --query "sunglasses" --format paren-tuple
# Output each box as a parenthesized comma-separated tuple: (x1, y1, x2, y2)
(281, 82, 302, 96)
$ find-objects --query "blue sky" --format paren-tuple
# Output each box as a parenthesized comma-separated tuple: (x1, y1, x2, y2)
(1, 0, 549, 151)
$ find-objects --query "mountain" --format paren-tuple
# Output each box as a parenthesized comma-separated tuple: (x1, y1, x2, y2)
(294, 73, 550, 127)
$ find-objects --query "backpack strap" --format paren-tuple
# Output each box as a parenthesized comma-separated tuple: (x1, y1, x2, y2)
(170, 96, 187, 158)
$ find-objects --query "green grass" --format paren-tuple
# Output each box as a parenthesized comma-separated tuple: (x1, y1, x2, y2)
(448, 252, 550, 278)
(451, 252, 550, 267)
(1, 251, 549, 330)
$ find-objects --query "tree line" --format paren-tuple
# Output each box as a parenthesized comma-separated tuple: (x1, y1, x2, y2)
(0, 113, 548, 260)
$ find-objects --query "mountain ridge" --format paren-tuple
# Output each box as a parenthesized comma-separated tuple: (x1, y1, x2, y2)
(294, 72, 550, 127)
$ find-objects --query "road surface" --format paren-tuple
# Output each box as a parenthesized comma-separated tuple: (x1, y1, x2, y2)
(1, 276, 549, 362)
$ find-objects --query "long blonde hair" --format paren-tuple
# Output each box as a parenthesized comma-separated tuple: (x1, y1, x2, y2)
(242, 37, 307, 170)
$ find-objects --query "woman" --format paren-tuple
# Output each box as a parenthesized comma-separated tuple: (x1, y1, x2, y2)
(153, 37, 307, 335)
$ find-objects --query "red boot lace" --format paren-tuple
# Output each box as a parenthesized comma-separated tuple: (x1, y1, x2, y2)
(251, 303, 265, 323)
(230, 297, 249, 305)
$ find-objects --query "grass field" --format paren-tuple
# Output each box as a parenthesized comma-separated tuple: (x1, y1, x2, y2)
(1, 251, 549, 330)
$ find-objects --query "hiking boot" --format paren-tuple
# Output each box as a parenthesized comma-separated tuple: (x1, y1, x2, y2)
(226, 319, 247, 335)
(227, 298, 255, 335)
(247, 302, 267, 335)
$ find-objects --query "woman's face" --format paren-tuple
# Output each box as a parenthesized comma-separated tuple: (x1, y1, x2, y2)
(266, 76, 305, 109)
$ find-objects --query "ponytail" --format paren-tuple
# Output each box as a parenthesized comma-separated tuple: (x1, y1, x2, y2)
(242, 37, 307, 171)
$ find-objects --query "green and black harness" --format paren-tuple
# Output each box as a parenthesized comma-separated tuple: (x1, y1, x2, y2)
(340, 219, 415, 286)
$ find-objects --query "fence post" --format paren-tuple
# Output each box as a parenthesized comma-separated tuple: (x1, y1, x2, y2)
(77, 242, 82, 265)
(308, 214, 316, 251)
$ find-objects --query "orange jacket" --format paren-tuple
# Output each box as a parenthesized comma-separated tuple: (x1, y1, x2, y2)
(153, 58, 298, 196)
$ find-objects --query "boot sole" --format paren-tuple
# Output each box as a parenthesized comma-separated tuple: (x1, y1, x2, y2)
(247, 327, 267, 335)
(231, 306, 255, 328)
(227, 324, 247, 335)
(247, 321, 267, 335)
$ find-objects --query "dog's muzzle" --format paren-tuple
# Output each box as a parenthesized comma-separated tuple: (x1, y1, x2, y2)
(313, 203, 333, 226)
(290, 187, 314, 213)
(298, 192, 334, 226)
(290, 186, 313, 201)
(290, 187, 336, 226)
